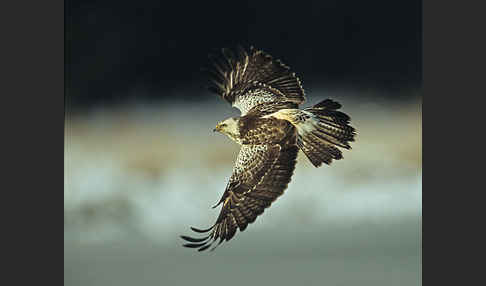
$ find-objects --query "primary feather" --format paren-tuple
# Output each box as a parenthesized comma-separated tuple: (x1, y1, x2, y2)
(205, 45, 305, 115)
(181, 46, 356, 252)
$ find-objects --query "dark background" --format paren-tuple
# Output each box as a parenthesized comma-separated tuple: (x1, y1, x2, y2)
(66, 0, 422, 109)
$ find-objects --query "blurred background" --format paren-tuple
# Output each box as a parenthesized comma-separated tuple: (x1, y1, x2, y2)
(65, 0, 422, 285)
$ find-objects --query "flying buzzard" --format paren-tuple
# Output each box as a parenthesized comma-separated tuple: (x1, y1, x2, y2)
(181, 46, 356, 251)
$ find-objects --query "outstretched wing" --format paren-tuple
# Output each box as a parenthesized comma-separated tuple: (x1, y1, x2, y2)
(205, 45, 306, 115)
(181, 138, 299, 252)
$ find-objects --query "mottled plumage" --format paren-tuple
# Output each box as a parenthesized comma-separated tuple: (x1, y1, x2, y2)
(181, 46, 356, 251)
(206, 45, 304, 115)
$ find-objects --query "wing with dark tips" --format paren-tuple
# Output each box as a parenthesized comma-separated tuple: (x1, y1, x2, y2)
(180, 136, 299, 252)
(205, 45, 306, 115)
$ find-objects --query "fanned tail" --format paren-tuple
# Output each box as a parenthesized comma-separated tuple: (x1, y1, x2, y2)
(297, 99, 356, 167)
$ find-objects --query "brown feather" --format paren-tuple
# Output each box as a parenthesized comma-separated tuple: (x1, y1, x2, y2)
(182, 48, 356, 252)
(181, 129, 298, 252)
(205, 45, 305, 115)
(297, 99, 356, 167)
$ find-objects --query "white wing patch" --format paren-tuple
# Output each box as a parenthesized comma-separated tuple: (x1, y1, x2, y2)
(232, 89, 279, 115)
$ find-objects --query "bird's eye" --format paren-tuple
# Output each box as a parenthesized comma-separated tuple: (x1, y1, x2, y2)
(220, 124, 227, 127)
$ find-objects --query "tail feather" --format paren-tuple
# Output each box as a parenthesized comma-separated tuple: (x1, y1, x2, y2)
(296, 137, 332, 166)
(297, 99, 356, 167)
(312, 98, 342, 110)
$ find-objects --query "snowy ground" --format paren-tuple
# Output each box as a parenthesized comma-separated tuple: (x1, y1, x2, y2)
(65, 89, 421, 286)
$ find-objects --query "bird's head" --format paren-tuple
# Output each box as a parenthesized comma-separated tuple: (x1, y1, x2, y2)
(214, 117, 240, 138)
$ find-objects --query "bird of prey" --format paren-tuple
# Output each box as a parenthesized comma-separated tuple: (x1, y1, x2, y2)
(180, 46, 356, 251)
